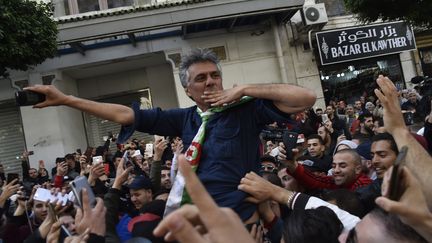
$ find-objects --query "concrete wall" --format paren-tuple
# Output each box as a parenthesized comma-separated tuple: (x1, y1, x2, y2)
(21, 72, 87, 171)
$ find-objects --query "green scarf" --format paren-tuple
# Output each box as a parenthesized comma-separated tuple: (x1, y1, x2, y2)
(164, 96, 254, 215)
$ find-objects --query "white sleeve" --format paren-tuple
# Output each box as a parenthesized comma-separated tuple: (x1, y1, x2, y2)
(305, 196, 360, 232)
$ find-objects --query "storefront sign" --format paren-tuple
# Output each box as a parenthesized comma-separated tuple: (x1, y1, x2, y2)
(316, 22, 416, 65)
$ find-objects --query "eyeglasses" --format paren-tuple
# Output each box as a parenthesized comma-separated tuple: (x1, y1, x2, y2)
(261, 165, 276, 172)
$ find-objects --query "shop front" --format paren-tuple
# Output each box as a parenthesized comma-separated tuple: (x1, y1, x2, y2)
(315, 21, 417, 104)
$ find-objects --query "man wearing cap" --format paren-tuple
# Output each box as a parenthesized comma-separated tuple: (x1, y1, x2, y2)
(260, 155, 279, 174)
(28, 48, 316, 223)
(111, 172, 155, 242)
(128, 176, 153, 210)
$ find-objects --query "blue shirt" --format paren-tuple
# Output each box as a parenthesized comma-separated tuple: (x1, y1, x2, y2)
(118, 99, 291, 221)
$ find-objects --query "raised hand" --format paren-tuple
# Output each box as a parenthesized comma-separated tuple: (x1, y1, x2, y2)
(57, 161, 68, 177)
(375, 166, 432, 240)
(238, 172, 276, 204)
(112, 158, 133, 190)
(374, 76, 407, 134)
(74, 188, 106, 236)
(154, 138, 168, 161)
(0, 179, 20, 207)
(24, 85, 70, 108)
(202, 85, 244, 107)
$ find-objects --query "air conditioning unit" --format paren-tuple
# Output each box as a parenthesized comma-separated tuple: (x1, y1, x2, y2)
(302, 3, 328, 26)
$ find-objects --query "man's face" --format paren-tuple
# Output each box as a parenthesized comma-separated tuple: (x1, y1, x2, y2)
(354, 101, 362, 110)
(278, 169, 299, 191)
(408, 93, 417, 103)
(346, 106, 354, 116)
(185, 61, 223, 109)
(339, 214, 406, 243)
(371, 140, 397, 179)
(165, 160, 172, 169)
(363, 117, 374, 130)
(332, 152, 360, 186)
(325, 106, 334, 115)
(142, 160, 150, 174)
(29, 169, 38, 179)
(316, 109, 323, 116)
(161, 169, 171, 189)
(59, 215, 76, 235)
(33, 200, 48, 222)
(373, 121, 386, 134)
(317, 126, 327, 142)
(66, 158, 75, 169)
(307, 138, 324, 158)
(130, 188, 152, 210)
(338, 101, 346, 109)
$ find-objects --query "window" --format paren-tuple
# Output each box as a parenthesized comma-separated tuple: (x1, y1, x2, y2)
(108, 0, 134, 8)
(77, 0, 100, 13)
(58, 0, 135, 16)
(83, 89, 153, 151)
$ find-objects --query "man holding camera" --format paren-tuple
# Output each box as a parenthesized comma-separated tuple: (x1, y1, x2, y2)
(27, 48, 316, 223)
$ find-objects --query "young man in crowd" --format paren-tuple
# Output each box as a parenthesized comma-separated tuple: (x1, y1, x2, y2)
(300, 134, 333, 174)
(353, 113, 374, 141)
(160, 166, 172, 190)
(28, 48, 316, 223)
(283, 148, 372, 191)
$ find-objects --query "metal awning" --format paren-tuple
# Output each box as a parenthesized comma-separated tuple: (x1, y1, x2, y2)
(57, 0, 305, 45)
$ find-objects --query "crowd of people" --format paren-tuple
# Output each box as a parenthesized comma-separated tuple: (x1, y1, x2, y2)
(0, 48, 431, 242)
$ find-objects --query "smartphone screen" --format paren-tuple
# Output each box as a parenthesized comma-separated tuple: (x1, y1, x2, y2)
(321, 114, 329, 124)
(92, 156, 103, 165)
(145, 143, 154, 157)
(70, 176, 96, 208)
(283, 131, 298, 160)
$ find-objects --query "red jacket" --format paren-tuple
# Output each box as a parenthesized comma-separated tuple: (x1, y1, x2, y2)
(288, 164, 372, 191)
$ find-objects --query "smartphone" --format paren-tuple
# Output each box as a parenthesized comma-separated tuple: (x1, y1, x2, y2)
(70, 176, 97, 208)
(388, 146, 408, 201)
(33, 187, 55, 202)
(15, 90, 46, 106)
(145, 143, 154, 157)
(6, 173, 19, 184)
(283, 131, 299, 160)
(76, 148, 82, 155)
(122, 151, 133, 169)
(321, 114, 329, 124)
(92, 156, 103, 165)
(28, 151, 34, 155)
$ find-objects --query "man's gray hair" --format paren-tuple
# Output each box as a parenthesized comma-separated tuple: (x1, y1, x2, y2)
(179, 48, 221, 88)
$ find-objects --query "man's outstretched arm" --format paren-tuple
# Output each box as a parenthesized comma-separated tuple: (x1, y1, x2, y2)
(202, 83, 316, 114)
(26, 85, 134, 126)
